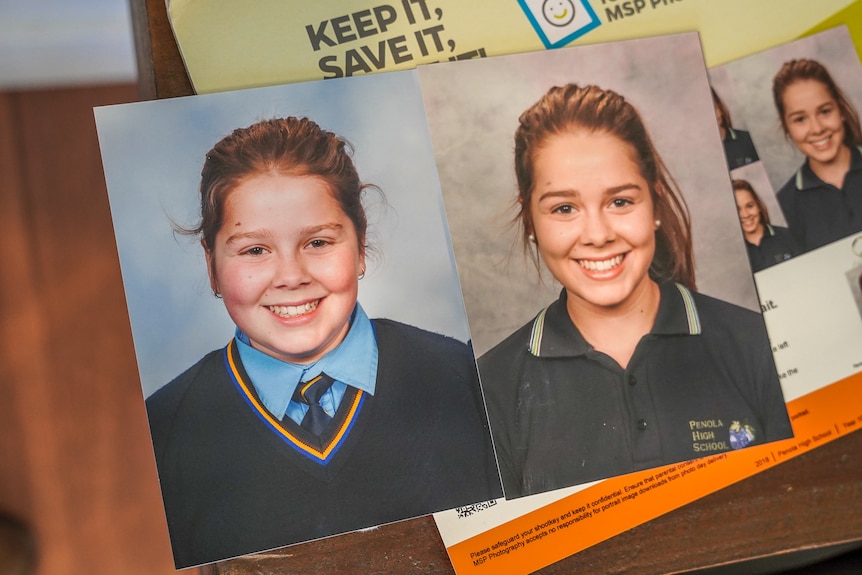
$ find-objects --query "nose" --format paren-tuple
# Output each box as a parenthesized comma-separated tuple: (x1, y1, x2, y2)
(810, 114, 825, 134)
(272, 251, 312, 289)
(580, 210, 615, 247)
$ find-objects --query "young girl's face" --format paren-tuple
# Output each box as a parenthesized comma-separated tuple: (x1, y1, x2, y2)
(735, 189, 762, 235)
(529, 130, 658, 311)
(781, 79, 846, 166)
(207, 174, 364, 365)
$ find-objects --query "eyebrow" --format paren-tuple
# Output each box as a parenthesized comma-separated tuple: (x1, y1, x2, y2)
(224, 223, 344, 246)
(302, 223, 344, 236)
(535, 183, 643, 203)
(787, 101, 835, 117)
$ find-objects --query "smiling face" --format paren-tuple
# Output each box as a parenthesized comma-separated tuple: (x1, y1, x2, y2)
(543, 0, 575, 26)
(529, 130, 658, 312)
(207, 173, 364, 365)
(781, 79, 848, 168)
(734, 188, 762, 236)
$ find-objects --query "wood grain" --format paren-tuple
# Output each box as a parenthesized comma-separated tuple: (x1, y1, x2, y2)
(0, 85, 196, 575)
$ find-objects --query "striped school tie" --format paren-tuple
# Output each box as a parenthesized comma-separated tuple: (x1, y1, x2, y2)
(292, 373, 335, 435)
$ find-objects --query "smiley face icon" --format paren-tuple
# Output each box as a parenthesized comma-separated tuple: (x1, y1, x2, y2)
(542, 0, 576, 27)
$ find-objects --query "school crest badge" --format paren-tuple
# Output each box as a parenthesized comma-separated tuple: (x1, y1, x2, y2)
(728, 421, 756, 449)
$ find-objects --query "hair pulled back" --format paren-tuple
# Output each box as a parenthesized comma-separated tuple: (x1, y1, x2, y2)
(513, 84, 696, 290)
(191, 117, 370, 254)
(772, 59, 862, 148)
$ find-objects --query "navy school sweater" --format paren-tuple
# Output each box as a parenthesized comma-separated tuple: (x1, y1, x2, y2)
(146, 319, 502, 568)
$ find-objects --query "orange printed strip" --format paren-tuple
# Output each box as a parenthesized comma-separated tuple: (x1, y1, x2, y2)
(447, 372, 862, 574)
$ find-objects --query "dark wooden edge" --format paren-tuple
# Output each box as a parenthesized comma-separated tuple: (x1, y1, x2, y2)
(200, 429, 862, 574)
(128, 0, 194, 100)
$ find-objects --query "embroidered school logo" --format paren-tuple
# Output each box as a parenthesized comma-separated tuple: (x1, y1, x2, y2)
(518, 0, 601, 49)
(728, 421, 756, 449)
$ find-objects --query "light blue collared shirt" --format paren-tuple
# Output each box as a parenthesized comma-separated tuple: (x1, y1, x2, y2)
(235, 303, 378, 425)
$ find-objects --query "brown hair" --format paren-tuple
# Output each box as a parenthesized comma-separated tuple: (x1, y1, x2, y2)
(513, 84, 696, 290)
(711, 87, 732, 133)
(187, 117, 373, 255)
(772, 59, 862, 148)
(732, 179, 770, 227)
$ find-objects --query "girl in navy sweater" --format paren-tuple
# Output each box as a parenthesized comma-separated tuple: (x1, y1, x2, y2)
(147, 117, 500, 568)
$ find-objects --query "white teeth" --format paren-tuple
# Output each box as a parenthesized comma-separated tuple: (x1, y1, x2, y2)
(578, 254, 623, 272)
(268, 300, 319, 318)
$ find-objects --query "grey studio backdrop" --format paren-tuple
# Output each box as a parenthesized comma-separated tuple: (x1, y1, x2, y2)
(419, 32, 759, 357)
(712, 26, 862, 197)
(95, 71, 469, 398)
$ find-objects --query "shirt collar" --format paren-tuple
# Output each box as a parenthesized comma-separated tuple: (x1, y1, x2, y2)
(528, 282, 701, 358)
(235, 303, 378, 417)
(796, 145, 862, 191)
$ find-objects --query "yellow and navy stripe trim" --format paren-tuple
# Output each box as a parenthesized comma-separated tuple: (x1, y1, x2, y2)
(223, 340, 365, 465)
(528, 306, 550, 356)
(674, 283, 702, 335)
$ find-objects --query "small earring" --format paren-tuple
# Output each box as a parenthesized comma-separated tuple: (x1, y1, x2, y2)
(528, 233, 536, 243)
(358, 266, 366, 280)
(654, 219, 661, 229)
(213, 290, 222, 299)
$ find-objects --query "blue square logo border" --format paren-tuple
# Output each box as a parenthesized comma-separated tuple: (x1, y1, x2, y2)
(518, 0, 602, 49)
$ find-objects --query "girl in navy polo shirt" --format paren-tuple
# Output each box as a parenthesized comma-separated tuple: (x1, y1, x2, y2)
(146, 117, 499, 568)
(479, 84, 793, 498)
(773, 59, 862, 252)
(733, 179, 798, 272)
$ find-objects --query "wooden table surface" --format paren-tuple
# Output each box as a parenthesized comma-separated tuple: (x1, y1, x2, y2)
(129, 1, 862, 572)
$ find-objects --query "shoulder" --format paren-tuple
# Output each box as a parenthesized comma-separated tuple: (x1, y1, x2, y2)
(145, 349, 225, 440)
(370, 319, 484, 411)
(736, 129, 755, 143)
(478, 319, 534, 373)
(688, 290, 767, 344)
(476, 315, 540, 406)
(776, 172, 798, 200)
(147, 350, 223, 406)
(771, 225, 793, 241)
(371, 318, 471, 359)
(689, 289, 758, 320)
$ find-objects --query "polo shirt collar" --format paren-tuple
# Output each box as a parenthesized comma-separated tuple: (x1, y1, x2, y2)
(234, 303, 378, 417)
(528, 282, 701, 358)
(795, 145, 862, 191)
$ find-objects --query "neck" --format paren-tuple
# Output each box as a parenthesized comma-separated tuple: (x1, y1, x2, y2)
(809, 143, 852, 188)
(566, 279, 660, 369)
(745, 223, 765, 246)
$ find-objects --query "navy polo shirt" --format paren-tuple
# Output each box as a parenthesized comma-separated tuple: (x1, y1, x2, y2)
(723, 128, 759, 170)
(745, 224, 798, 273)
(777, 146, 862, 253)
(479, 282, 792, 498)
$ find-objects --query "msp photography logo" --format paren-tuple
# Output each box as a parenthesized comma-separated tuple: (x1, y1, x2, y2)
(519, 0, 601, 48)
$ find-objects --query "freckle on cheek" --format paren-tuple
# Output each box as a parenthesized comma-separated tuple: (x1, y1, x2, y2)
(235, 221, 242, 227)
